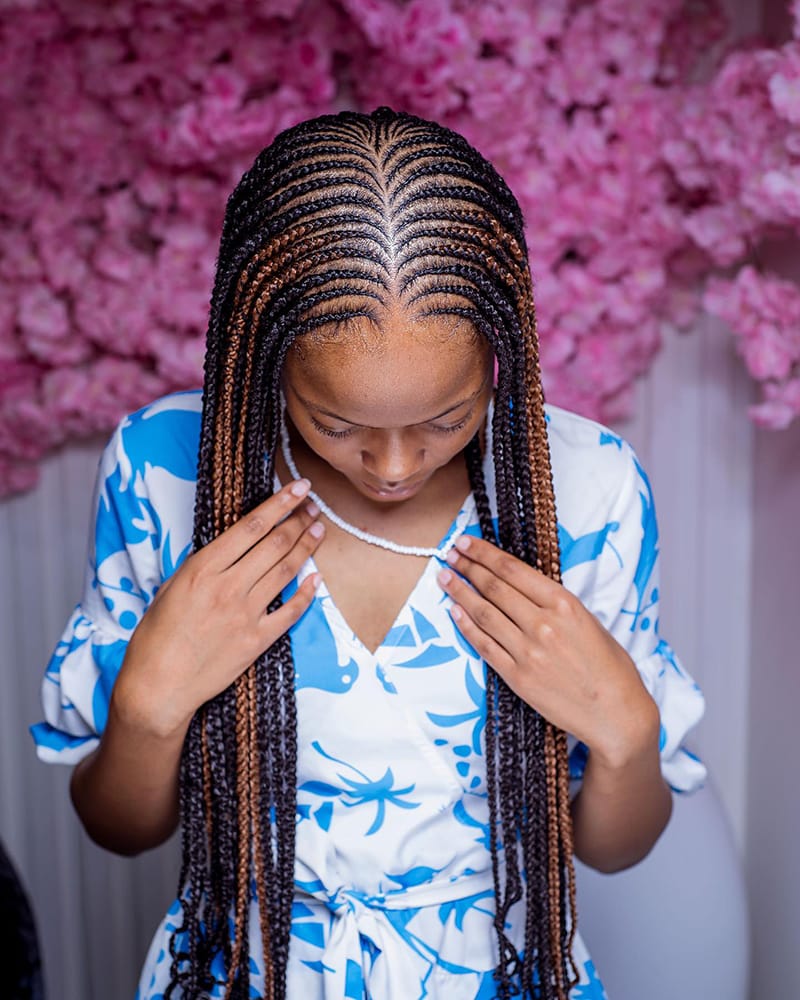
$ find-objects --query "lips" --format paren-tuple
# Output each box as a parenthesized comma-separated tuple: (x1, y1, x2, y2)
(362, 478, 423, 500)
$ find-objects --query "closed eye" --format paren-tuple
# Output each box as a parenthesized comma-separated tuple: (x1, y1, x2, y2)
(431, 416, 470, 434)
(310, 415, 354, 439)
(310, 412, 473, 438)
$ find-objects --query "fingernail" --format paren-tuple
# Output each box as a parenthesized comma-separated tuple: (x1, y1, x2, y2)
(446, 549, 459, 565)
(311, 572, 322, 590)
(450, 605, 463, 621)
(437, 568, 452, 585)
(455, 535, 472, 552)
(306, 501, 320, 517)
(291, 478, 311, 497)
(309, 521, 325, 538)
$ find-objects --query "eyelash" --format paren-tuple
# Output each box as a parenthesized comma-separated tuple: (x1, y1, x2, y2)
(436, 417, 470, 434)
(311, 417, 353, 439)
(310, 415, 471, 439)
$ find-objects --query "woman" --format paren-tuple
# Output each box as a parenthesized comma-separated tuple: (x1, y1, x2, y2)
(34, 107, 705, 999)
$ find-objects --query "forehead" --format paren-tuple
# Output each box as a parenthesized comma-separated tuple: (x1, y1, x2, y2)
(284, 311, 491, 425)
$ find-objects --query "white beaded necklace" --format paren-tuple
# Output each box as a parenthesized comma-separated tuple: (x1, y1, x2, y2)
(279, 417, 472, 559)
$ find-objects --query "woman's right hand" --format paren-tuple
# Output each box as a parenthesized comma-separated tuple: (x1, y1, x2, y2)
(112, 479, 324, 739)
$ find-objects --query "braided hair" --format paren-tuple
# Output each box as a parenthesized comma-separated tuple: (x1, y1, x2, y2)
(169, 107, 578, 1000)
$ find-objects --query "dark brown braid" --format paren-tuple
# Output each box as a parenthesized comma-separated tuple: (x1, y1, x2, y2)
(171, 107, 578, 999)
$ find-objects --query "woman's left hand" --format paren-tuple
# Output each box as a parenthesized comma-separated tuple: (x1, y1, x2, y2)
(437, 534, 660, 768)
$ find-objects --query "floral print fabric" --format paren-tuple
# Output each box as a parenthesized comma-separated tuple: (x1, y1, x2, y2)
(33, 390, 705, 999)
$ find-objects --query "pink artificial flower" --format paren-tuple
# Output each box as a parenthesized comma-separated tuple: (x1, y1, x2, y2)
(337, 0, 394, 46)
(0, 231, 42, 282)
(683, 204, 749, 265)
(102, 188, 146, 231)
(758, 168, 800, 222)
(768, 46, 800, 125)
(603, 281, 651, 326)
(659, 0, 726, 82)
(0, 359, 46, 389)
(0, 291, 20, 357)
(3, 0, 800, 494)
(0, 378, 64, 459)
(203, 66, 248, 106)
(43, 359, 167, 435)
(33, 233, 90, 293)
(749, 377, 800, 430)
(153, 333, 206, 387)
(462, 62, 530, 120)
(566, 110, 611, 171)
(704, 268, 800, 384)
(134, 169, 173, 211)
(472, 4, 559, 71)
(73, 279, 153, 358)
(16, 286, 93, 366)
(738, 320, 797, 382)
(661, 137, 713, 190)
(539, 322, 577, 370)
(92, 240, 145, 284)
(622, 260, 667, 302)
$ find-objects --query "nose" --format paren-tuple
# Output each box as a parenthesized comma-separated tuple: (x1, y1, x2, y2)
(362, 431, 423, 485)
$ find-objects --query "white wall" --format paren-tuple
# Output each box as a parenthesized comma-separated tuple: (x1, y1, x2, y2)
(621, 316, 754, 849)
(745, 375, 800, 999)
(743, 0, 800, 961)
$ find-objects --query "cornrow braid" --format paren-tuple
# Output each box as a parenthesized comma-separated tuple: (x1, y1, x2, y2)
(174, 107, 578, 999)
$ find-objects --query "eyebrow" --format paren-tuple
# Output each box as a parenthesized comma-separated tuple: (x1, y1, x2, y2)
(296, 387, 484, 426)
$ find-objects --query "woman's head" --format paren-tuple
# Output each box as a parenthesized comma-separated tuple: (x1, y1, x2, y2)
(197, 108, 545, 523)
(178, 108, 575, 1000)
(283, 305, 493, 502)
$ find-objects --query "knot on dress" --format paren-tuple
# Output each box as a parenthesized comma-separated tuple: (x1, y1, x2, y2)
(296, 871, 498, 1000)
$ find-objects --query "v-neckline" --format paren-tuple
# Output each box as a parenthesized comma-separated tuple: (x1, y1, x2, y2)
(306, 493, 477, 658)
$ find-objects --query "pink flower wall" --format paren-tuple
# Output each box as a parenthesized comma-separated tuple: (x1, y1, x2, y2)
(1, 0, 799, 495)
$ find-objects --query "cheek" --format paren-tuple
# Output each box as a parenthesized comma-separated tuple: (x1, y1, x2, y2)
(296, 424, 356, 464)
(418, 423, 484, 468)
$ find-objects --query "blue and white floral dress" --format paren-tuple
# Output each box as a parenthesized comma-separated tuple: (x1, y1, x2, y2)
(33, 390, 706, 999)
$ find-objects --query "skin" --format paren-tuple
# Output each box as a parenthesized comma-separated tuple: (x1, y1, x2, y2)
(71, 302, 670, 872)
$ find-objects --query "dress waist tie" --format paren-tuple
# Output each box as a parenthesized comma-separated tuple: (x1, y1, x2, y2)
(294, 869, 498, 1000)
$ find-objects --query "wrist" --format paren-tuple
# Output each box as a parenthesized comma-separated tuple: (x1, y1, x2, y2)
(110, 668, 194, 744)
(588, 690, 662, 774)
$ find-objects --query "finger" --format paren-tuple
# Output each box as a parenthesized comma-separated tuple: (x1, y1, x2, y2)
(447, 602, 518, 681)
(449, 535, 558, 608)
(444, 549, 543, 634)
(437, 567, 523, 658)
(257, 572, 321, 647)
(201, 479, 312, 570)
(232, 501, 320, 591)
(248, 519, 325, 609)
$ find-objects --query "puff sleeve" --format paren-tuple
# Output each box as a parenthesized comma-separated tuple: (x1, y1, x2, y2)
(31, 394, 200, 764)
(549, 413, 706, 794)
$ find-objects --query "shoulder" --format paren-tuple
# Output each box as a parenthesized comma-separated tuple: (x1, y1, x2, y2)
(544, 402, 634, 475)
(543, 404, 647, 527)
(108, 390, 203, 488)
(94, 391, 202, 575)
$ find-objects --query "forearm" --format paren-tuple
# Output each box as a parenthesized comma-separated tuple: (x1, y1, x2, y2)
(70, 687, 188, 856)
(570, 699, 672, 873)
